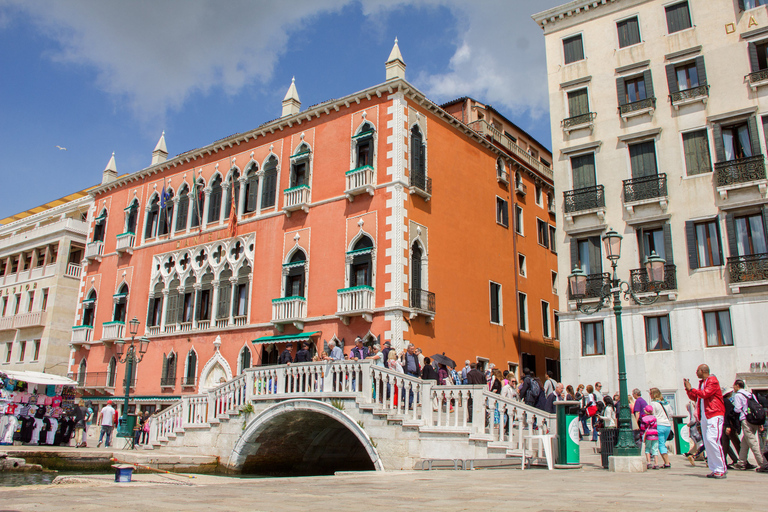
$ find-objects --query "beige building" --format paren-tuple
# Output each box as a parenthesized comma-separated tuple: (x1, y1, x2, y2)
(534, 0, 768, 409)
(0, 189, 91, 376)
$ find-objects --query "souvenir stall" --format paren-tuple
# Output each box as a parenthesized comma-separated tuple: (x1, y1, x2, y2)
(0, 370, 78, 446)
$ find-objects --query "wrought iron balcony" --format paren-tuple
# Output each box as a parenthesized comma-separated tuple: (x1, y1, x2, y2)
(715, 155, 766, 188)
(670, 85, 709, 106)
(563, 185, 605, 214)
(561, 112, 596, 131)
(568, 273, 610, 300)
(623, 173, 668, 203)
(410, 288, 436, 313)
(181, 376, 197, 387)
(727, 253, 768, 284)
(619, 97, 656, 117)
(747, 69, 768, 87)
(160, 377, 176, 388)
(630, 264, 677, 294)
(409, 173, 432, 200)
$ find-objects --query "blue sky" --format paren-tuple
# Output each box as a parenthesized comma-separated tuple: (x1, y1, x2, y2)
(0, 0, 561, 220)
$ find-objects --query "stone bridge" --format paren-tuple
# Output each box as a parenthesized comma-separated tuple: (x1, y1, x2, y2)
(147, 361, 556, 474)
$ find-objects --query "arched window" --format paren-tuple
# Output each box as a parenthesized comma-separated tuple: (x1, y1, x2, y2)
(261, 157, 278, 209)
(208, 175, 223, 223)
(158, 189, 174, 236)
(243, 165, 259, 213)
(411, 241, 424, 310)
(349, 236, 374, 287)
(239, 346, 251, 374)
(107, 356, 117, 388)
(77, 358, 87, 386)
(410, 126, 426, 189)
(224, 170, 240, 219)
(162, 352, 177, 386)
(113, 283, 129, 323)
(233, 263, 251, 318)
(93, 209, 107, 242)
(262, 344, 279, 366)
(144, 195, 160, 239)
(197, 271, 213, 321)
(290, 144, 310, 188)
(184, 349, 197, 386)
(165, 278, 180, 327)
(147, 282, 164, 327)
(125, 201, 139, 234)
(175, 184, 190, 232)
(190, 179, 205, 228)
(216, 266, 233, 322)
(355, 123, 375, 168)
(82, 290, 97, 327)
(497, 158, 506, 180)
(181, 276, 196, 324)
(285, 250, 306, 298)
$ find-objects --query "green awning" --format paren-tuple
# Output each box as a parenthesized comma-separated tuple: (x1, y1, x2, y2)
(253, 331, 320, 344)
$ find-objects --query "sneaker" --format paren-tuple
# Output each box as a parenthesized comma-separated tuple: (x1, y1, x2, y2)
(711, 472, 727, 479)
(652, 465, 659, 470)
(745, 462, 757, 470)
(647, 464, 653, 469)
(755, 465, 768, 473)
(732, 461, 747, 470)
(687, 455, 695, 467)
(97, 441, 102, 448)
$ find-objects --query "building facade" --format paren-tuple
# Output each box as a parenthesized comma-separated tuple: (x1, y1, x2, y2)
(68, 43, 558, 413)
(0, 190, 91, 376)
(534, 0, 768, 410)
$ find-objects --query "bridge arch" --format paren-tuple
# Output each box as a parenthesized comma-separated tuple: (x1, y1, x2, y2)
(228, 399, 383, 475)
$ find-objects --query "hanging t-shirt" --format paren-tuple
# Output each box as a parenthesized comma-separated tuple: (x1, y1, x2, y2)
(46, 385, 56, 397)
(52, 396, 62, 407)
(46, 418, 58, 445)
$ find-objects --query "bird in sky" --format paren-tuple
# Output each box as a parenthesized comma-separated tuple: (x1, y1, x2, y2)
(55, 145, 67, 151)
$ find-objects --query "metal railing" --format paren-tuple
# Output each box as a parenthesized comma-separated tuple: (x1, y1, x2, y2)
(619, 97, 656, 116)
(410, 288, 436, 313)
(623, 173, 667, 203)
(160, 377, 177, 387)
(568, 273, 610, 300)
(630, 264, 677, 294)
(181, 376, 197, 387)
(727, 253, 768, 284)
(561, 112, 596, 129)
(410, 173, 432, 197)
(670, 84, 709, 103)
(563, 185, 605, 213)
(67, 371, 117, 388)
(715, 155, 766, 187)
(747, 69, 768, 84)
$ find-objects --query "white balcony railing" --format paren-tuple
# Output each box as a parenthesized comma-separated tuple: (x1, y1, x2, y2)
(0, 316, 14, 331)
(336, 286, 374, 324)
(215, 318, 229, 329)
(85, 241, 104, 260)
(65, 262, 82, 279)
(147, 326, 162, 336)
(272, 296, 306, 329)
(233, 315, 247, 327)
(197, 319, 211, 330)
(101, 321, 125, 341)
(71, 325, 93, 344)
(345, 165, 375, 200)
(13, 310, 47, 329)
(282, 185, 310, 215)
(0, 217, 88, 249)
(115, 232, 136, 253)
(179, 322, 193, 333)
(468, 119, 554, 181)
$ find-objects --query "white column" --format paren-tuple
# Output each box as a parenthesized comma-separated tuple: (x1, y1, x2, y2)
(229, 277, 238, 324)
(160, 290, 169, 331)
(170, 196, 180, 236)
(140, 206, 150, 245)
(210, 281, 220, 324)
(186, 192, 194, 232)
(237, 177, 247, 220)
(192, 284, 201, 329)
(247, 273, 254, 325)
(201, 188, 212, 230)
(221, 184, 230, 225)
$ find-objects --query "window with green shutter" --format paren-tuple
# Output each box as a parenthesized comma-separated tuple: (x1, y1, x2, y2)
(567, 88, 590, 117)
(665, 2, 692, 34)
(563, 34, 584, 64)
(682, 130, 712, 176)
(617, 17, 641, 48)
(570, 153, 596, 189)
(628, 141, 658, 178)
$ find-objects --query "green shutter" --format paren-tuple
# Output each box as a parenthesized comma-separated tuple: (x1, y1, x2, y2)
(217, 282, 231, 319)
(588, 236, 602, 274)
(636, 228, 647, 262)
(616, 77, 627, 105)
(762, 205, 768, 242)
(749, 42, 759, 73)
(666, 64, 679, 94)
(147, 298, 156, 326)
(643, 70, 654, 99)
(725, 213, 738, 257)
(571, 154, 596, 189)
(246, 176, 258, 212)
(748, 116, 762, 156)
(175, 195, 188, 231)
(162, 354, 168, 380)
(695, 56, 707, 85)
(685, 221, 698, 270)
(663, 223, 674, 264)
(713, 123, 725, 163)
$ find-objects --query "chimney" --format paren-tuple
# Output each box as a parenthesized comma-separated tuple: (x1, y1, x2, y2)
(152, 131, 168, 165)
(385, 38, 406, 81)
(281, 77, 301, 117)
(102, 152, 117, 184)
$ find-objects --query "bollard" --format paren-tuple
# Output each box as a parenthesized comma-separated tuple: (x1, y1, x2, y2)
(555, 400, 582, 468)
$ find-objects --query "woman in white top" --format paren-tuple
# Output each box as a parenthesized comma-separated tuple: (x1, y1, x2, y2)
(599, 395, 616, 428)
(367, 344, 384, 367)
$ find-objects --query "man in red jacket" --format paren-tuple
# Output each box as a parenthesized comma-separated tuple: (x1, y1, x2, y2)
(685, 364, 726, 478)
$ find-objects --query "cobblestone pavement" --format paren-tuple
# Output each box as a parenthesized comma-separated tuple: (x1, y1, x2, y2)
(2, 447, 767, 512)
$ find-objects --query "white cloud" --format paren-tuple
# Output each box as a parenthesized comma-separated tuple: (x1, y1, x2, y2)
(0, 0, 561, 123)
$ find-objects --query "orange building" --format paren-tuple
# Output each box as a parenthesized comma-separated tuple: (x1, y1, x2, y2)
(68, 42, 558, 412)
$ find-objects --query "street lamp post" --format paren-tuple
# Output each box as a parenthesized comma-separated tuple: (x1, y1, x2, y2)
(114, 316, 151, 438)
(568, 228, 666, 463)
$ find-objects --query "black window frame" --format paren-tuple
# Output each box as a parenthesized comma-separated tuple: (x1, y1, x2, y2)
(687, 219, 723, 269)
(536, 218, 549, 247)
(517, 292, 528, 332)
(490, 281, 502, 325)
(541, 300, 551, 338)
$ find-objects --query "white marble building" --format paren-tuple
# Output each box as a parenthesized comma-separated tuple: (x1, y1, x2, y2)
(533, 0, 768, 410)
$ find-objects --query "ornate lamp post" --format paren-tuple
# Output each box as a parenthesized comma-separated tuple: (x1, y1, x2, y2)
(568, 228, 666, 462)
(114, 317, 150, 438)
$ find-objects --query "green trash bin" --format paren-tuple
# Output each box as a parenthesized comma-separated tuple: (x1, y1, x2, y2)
(117, 414, 137, 438)
(672, 415, 690, 455)
(555, 400, 582, 467)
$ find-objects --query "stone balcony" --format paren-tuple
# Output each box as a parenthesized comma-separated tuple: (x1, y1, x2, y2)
(561, 112, 596, 135)
(714, 155, 768, 200)
(563, 185, 606, 225)
(336, 285, 374, 324)
(282, 184, 310, 216)
(619, 97, 656, 121)
(271, 296, 306, 331)
(345, 165, 375, 201)
(85, 240, 104, 261)
(670, 84, 709, 109)
(71, 325, 93, 346)
(116, 232, 136, 254)
(12, 310, 47, 329)
(746, 69, 768, 91)
(101, 321, 125, 342)
(622, 173, 668, 214)
(727, 253, 768, 292)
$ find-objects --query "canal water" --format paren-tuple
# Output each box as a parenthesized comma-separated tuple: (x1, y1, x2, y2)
(0, 472, 58, 487)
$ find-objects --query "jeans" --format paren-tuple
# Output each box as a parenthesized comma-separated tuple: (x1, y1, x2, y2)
(656, 424, 671, 455)
(581, 417, 590, 438)
(99, 425, 113, 446)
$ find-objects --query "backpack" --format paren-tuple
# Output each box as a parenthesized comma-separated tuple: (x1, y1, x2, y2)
(746, 393, 767, 426)
(525, 378, 541, 405)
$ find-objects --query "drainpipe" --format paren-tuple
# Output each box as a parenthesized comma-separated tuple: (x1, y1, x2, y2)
(512, 166, 521, 382)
